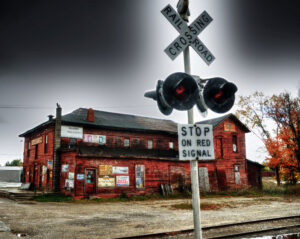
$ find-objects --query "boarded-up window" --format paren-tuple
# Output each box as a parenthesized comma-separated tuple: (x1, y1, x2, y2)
(199, 167, 210, 192)
(234, 165, 240, 184)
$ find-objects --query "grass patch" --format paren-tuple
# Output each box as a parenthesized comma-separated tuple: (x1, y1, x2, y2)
(90, 193, 190, 203)
(34, 194, 74, 202)
(171, 202, 226, 210)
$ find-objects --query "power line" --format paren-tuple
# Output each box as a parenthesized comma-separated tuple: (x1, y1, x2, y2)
(0, 105, 154, 110)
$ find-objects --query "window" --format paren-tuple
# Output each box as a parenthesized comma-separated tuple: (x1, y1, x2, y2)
(135, 165, 145, 189)
(124, 138, 130, 147)
(69, 138, 76, 145)
(147, 140, 153, 149)
(232, 135, 238, 152)
(35, 145, 38, 159)
(169, 142, 174, 149)
(234, 165, 239, 172)
(44, 135, 48, 153)
(27, 141, 30, 157)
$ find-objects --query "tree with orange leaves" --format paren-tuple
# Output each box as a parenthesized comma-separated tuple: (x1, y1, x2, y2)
(236, 91, 299, 185)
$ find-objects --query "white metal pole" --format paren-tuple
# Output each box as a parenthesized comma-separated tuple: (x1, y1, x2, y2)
(183, 19, 203, 239)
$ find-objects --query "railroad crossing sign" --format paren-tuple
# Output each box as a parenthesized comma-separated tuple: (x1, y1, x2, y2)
(161, 4, 215, 65)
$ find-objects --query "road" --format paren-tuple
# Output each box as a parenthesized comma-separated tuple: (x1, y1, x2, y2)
(0, 195, 299, 238)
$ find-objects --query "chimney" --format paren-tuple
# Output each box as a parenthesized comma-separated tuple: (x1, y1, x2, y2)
(87, 108, 95, 122)
(48, 115, 54, 121)
(53, 104, 62, 192)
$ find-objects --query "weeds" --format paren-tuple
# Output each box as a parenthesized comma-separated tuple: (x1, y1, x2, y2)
(34, 194, 74, 202)
(171, 202, 227, 210)
(32, 180, 300, 203)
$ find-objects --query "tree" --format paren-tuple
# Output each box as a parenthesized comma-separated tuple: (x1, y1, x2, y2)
(236, 91, 300, 185)
(5, 159, 23, 166)
(267, 93, 300, 169)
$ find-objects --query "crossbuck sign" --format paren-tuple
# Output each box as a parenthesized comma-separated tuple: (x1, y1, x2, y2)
(161, 4, 215, 65)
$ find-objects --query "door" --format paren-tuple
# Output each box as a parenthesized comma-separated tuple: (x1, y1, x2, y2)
(34, 165, 39, 188)
(85, 169, 96, 195)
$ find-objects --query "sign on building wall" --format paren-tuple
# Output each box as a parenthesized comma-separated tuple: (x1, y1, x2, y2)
(42, 165, 47, 175)
(135, 165, 145, 189)
(83, 134, 106, 145)
(76, 173, 85, 180)
(99, 165, 112, 176)
(65, 179, 74, 188)
(68, 172, 74, 180)
(98, 176, 115, 187)
(61, 164, 69, 172)
(224, 123, 236, 132)
(177, 124, 215, 160)
(116, 176, 129, 186)
(112, 166, 128, 174)
(47, 160, 53, 169)
(61, 126, 83, 139)
(31, 137, 43, 145)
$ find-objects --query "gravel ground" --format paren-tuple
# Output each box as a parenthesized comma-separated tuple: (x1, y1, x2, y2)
(0, 195, 299, 239)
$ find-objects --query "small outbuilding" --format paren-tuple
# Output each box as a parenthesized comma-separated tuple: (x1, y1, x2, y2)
(0, 166, 23, 183)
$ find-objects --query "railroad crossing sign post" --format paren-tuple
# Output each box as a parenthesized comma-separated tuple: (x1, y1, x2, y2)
(161, 2, 216, 239)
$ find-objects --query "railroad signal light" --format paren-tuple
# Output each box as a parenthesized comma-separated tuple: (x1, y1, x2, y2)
(145, 73, 237, 115)
(144, 72, 199, 115)
(203, 77, 238, 113)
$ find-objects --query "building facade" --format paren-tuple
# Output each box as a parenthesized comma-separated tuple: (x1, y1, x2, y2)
(20, 107, 262, 198)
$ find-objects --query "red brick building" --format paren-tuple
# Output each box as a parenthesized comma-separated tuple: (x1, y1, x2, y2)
(19, 107, 262, 198)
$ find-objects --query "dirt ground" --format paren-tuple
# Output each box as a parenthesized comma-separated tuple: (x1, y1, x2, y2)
(0, 195, 300, 239)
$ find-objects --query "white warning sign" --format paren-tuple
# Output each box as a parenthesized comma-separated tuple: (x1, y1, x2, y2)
(178, 124, 215, 161)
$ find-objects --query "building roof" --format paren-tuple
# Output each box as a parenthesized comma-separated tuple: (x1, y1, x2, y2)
(0, 166, 23, 171)
(20, 109, 250, 137)
(247, 159, 264, 168)
(20, 108, 178, 137)
(197, 113, 250, 133)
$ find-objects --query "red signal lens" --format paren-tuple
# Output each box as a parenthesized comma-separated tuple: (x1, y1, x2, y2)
(175, 85, 185, 95)
(213, 90, 225, 103)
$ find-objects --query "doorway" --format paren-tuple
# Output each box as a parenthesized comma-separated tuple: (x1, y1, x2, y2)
(85, 169, 96, 195)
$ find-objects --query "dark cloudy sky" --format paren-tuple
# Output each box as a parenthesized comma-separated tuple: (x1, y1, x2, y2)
(0, 0, 299, 165)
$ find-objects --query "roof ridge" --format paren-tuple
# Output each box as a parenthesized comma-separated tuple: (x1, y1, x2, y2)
(72, 107, 176, 123)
